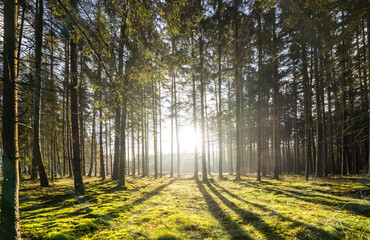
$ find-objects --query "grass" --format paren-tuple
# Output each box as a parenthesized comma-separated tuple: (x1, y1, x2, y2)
(14, 174, 370, 239)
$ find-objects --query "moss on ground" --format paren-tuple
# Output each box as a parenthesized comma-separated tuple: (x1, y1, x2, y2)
(15, 174, 370, 239)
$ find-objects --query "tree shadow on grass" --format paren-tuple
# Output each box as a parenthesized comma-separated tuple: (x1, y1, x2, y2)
(265, 186, 369, 218)
(212, 182, 340, 239)
(205, 182, 284, 240)
(196, 180, 252, 240)
(239, 181, 370, 218)
(21, 179, 177, 239)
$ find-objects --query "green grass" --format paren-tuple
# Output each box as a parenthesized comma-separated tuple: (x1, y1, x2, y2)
(15, 174, 370, 239)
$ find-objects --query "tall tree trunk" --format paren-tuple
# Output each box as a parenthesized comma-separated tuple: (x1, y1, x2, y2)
(205, 90, 211, 175)
(293, 66, 300, 174)
(192, 34, 198, 179)
(227, 79, 233, 175)
(106, 120, 109, 176)
(217, 30, 223, 179)
(234, 0, 242, 181)
(118, 97, 127, 189)
(314, 35, 323, 177)
(33, 0, 49, 187)
(302, 44, 312, 181)
(272, 7, 280, 180)
(200, 29, 207, 182)
(98, 61, 105, 180)
(131, 118, 136, 176)
(1, 0, 21, 238)
(256, 5, 263, 181)
(70, 0, 85, 195)
(171, 67, 174, 178)
(175, 78, 181, 177)
(88, 111, 95, 177)
(153, 83, 158, 178)
(159, 82, 163, 177)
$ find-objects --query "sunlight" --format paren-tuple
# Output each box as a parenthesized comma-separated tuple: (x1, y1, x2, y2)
(179, 126, 199, 153)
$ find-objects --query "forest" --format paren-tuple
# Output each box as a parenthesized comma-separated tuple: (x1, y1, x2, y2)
(1, 0, 369, 239)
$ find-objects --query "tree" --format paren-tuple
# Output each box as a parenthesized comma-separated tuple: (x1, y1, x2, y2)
(1, 0, 21, 238)
(33, 0, 50, 187)
(272, 7, 280, 180)
(70, 0, 85, 195)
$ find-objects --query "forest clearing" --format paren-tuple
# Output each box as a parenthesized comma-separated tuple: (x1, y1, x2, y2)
(15, 175, 370, 239)
(1, 0, 369, 239)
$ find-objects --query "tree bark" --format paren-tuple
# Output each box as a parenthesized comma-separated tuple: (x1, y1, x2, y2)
(272, 7, 280, 180)
(234, 0, 242, 181)
(70, 0, 84, 195)
(200, 28, 208, 182)
(33, 0, 49, 187)
(1, 0, 21, 238)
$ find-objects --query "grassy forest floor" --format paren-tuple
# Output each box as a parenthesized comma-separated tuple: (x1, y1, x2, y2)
(14, 174, 370, 239)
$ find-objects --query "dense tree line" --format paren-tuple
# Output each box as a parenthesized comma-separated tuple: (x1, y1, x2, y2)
(1, 0, 369, 238)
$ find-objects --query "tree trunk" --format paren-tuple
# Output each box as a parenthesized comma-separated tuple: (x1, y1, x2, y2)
(98, 61, 105, 180)
(131, 118, 136, 176)
(314, 36, 323, 177)
(1, 0, 21, 237)
(33, 0, 49, 187)
(200, 29, 207, 182)
(227, 79, 233, 175)
(88, 111, 95, 177)
(257, 6, 263, 182)
(153, 83, 158, 178)
(272, 7, 280, 180)
(234, 0, 242, 181)
(302, 44, 311, 181)
(159, 82, 163, 177)
(217, 37, 223, 179)
(192, 34, 199, 179)
(118, 98, 127, 189)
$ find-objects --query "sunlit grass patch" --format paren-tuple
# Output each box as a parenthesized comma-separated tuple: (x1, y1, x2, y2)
(18, 174, 370, 239)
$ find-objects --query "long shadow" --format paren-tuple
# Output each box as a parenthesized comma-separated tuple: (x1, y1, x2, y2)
(211, 182, 340, 239)
(205, 182, 283, 240)
(89, 178, 178, 219)
(22, 179, 177, 239)
(196, 180, 252, 240)
(264, 186, 370, 218)
(239, 181, 370, 217)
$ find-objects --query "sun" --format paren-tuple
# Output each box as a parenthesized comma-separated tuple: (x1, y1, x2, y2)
(179, 126, 199, 153)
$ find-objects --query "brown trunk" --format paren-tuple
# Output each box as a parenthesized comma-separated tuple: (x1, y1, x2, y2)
(1, 0, 21, 237)
(33, 0, 49, 187)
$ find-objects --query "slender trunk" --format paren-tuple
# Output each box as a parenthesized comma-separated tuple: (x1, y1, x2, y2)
(171, 69, 174, 177)
(106, 120, 109, 176)
(153, 83, 158, 178)
(33, 0, 49, 187)
(159, 83, 163, 177)
(314, 35, 323, 177)
(227, 79, 233, 174)
(175, 79, 181, 177)
(234, 0, 242, 181)
(118, 96, 127, 189)
(88, 111, 95, 177)
(257, 6, 263, 181)
(217, 33, 223, 178)
(205, 90, 211, 175)
(98, 62, 105, 180)
(131, 119, 136, 176)
(70, 0, 85, 195)
(272, 8, 280, 180)
(192, 34, 199, 179)
(200, 30, 207, 182)
(302, 44, 311, 181)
